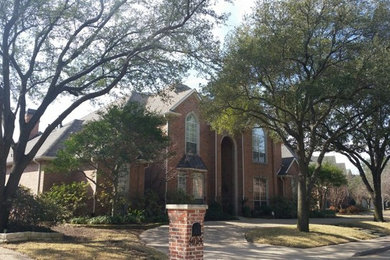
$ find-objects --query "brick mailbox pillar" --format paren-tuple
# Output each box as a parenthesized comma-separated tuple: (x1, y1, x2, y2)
(166, 204, 208, 260)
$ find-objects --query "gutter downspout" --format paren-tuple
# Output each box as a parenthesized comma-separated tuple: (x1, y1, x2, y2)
(33, 159, 42, 194)
(165, 120, 169, 206)
(215, 131, 218, 201)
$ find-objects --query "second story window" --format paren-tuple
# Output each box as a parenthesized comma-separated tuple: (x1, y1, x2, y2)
(185, 113, 199, 154)
(252, 127, 266, 163)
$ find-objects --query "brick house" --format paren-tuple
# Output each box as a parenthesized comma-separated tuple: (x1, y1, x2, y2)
(7, 84, 298, 215)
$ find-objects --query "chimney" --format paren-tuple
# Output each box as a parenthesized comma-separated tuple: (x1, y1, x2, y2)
(25, 109, 39, 140)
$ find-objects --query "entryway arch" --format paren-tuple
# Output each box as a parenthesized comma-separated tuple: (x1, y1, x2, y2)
(221, 136, 238, 215)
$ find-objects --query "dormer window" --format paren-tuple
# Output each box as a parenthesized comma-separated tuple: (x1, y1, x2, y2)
(252, 127, 266, 163)
(185, 113, 199, 154)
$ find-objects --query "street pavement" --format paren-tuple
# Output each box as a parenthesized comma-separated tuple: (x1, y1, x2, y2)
(141, 212, 390, 259)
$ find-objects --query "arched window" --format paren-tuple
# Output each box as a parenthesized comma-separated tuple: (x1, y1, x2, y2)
(185, 113, 199, 154)
(252, 127, 266, 163)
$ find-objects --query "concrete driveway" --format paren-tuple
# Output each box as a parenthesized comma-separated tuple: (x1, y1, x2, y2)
(141, 212, 390, 259)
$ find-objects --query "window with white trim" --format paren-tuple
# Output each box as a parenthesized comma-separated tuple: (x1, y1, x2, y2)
(192, 172, 204, 200)
(253, 177, 267, 208)
(117, 164, 130, 195)
(252, 127, 266, 163)
(177, 172, 187, 192)
(185, 113, 199, 154)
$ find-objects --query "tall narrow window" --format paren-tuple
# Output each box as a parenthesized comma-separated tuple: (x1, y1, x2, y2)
(117, 164, 130, 195)
(252, 128, 266, 163)
(177, 172, 187, 192)
(192, 172, 204, 200)
(253, 177, 267, 208)
(185, 113, 199, 154)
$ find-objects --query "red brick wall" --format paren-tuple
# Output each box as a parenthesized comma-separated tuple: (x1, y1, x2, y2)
(167, 93, 215, 203)
(167, 205, 207, 259)
(165, 92, 284, 212)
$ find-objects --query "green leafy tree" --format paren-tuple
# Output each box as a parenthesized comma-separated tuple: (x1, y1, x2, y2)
(0, 0, 223, 229)
(202, 0, 378, 231)
(331, 2, 390, 221)
(347, 172, 372, 208)
(47, 102, 169, 216)
(309, 162, 347, 211)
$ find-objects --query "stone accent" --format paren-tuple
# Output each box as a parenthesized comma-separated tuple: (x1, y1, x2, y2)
(0, 232, 63, 243)
(166, 204, 208, 260)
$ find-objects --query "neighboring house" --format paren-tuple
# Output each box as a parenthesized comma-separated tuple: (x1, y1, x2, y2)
(7, 84, 298, 215)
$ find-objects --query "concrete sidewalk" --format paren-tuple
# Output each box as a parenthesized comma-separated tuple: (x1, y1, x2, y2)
(141, 214, 390, 259)
(0, 246, 31, 260)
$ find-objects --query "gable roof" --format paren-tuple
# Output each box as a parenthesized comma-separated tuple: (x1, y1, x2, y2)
(278, 157, 297, 176)
(7, 120, 84, 164)
(176, 154, 207, 171)
(7, 84, 195, 164)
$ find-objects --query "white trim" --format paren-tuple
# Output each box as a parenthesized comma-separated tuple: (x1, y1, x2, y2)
(285, 158, 298, 174)
(32, 159, 42, 194)
(220, 135, 239, 215)
(252, 127, 267, 164)
(177, 167, 207, 172)
(170, 89, 197, 111)
(164, 111, 181, 117)
(166, 204, 208, 210)
(185, 112, 200, 155)
(7, 156, 55, 166)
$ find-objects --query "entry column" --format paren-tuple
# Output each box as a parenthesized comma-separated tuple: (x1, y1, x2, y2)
(166, 204, 208, 260)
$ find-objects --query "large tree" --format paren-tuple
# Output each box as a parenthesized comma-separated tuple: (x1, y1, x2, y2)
(332, 56, 390, 221)
(47, 102, 169, 216)
(331, 2, 390, 221)
(0, 0, 222, 230)
(202, 0, 375, 232)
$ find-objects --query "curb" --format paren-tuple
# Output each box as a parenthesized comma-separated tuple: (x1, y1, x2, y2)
(0, 231, 63, 243)
(353, 245, 390, 257)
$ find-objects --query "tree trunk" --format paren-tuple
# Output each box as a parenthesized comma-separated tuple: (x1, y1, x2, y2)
(0, 197, 11, 231)
(372, 173, 384, 222)
(297, 174, 309, 232)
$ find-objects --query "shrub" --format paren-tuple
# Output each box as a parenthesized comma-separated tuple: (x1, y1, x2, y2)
(269, 197, 297, 219)
(310, 210, 336, 218)
(69, 217, 88, 224)
(42, 182, 90, 220)
(87, 215, 113, 224)
(141, 190, 167, 222)
(338, 208, 347, 214)
(242, 206, 251, 217)
(328, 205, 338, 212)
(252, 204, 273, 218)
(205, 201, 237, 221)
(9, 186, 61, 226)
(166, 190, 194, 204)
(69, 208, 148, 225)
(346, 205, 361, 214)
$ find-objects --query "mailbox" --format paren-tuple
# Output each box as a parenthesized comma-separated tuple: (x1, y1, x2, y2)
(192, 222, 202, 237)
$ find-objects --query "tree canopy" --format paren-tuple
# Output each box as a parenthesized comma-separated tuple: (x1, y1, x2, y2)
(202, 0, 382, 231)
(0, 0, 223, 229)
(330, 1, 390, 221)
(47, 101, 169, 215)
